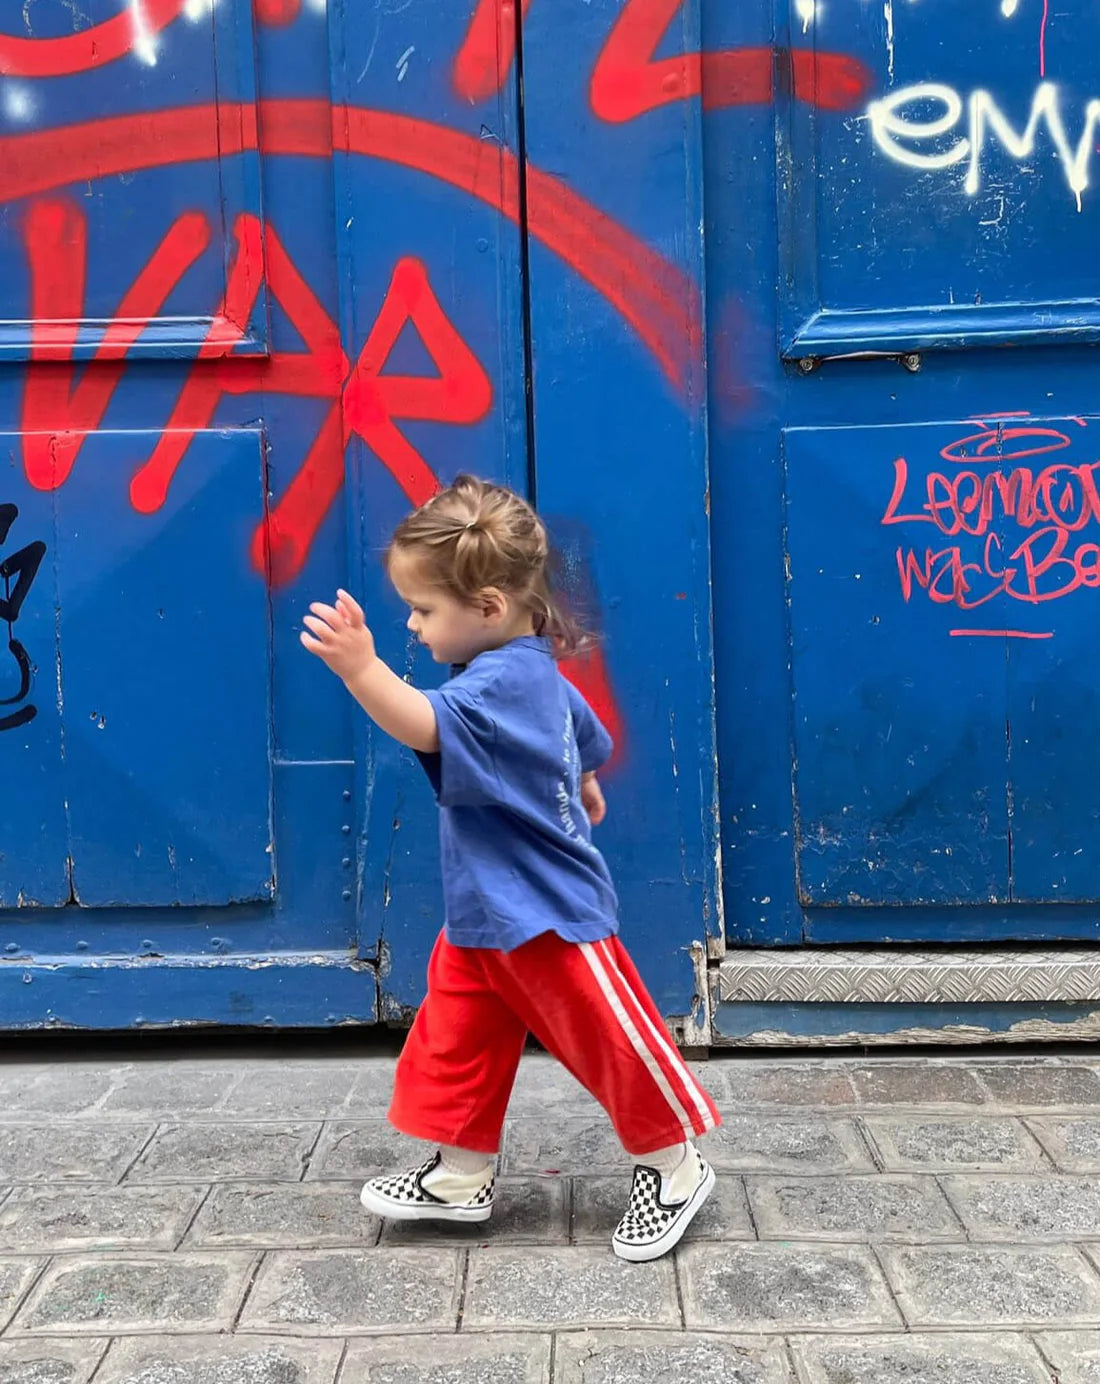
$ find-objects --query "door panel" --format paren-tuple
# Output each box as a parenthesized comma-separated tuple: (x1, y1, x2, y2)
(709, 0, 1100, 945)
(779, 1, 1100, 356)
(325, 0, 529, 1004)
(1, 428, 273, 909)
(785, 422, 1010, 906)
(0, 0, 267, 360)
(520, 0, 721, 1007)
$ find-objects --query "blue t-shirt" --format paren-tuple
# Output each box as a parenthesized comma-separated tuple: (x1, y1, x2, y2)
(416, 635, 619, 951)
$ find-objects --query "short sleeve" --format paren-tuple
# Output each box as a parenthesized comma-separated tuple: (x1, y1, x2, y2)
(420, 684, 502, 806)
(565, 678, 613, 773)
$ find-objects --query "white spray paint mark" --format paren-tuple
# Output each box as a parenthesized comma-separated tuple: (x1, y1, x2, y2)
(867, 83, 968, 170)
(796, 0, 816, 35)
(129, 0, 159, 66)
(2, 82, 34, 122)
(396, 44, 414, 81)
(868, 81, 1100, 211)
(183, 0, 217, 19)
(1001, 0, 1019, 14)
(884, 0, 894, 79)
(305, 0, 326, 11)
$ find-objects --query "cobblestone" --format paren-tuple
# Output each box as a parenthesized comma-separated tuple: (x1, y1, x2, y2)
(1, 1048, 1100, 1366)
(240, 1248, 461, 1334)
(747, 1173, 960, 1241)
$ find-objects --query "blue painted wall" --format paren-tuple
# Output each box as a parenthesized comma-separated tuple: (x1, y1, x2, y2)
(1, 0, 1096, 1030)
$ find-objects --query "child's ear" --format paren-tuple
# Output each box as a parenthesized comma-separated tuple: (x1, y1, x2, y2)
(480, 588, 507, 623)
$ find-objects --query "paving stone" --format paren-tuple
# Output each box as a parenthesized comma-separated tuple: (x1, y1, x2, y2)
(0, 1338, 108, 1384)
(0, 1260, 44, 1332)
(127, 1125, 319, 1184)
(975, 1065, 1100, 1109)
(342, 1063, 400, 1118)
(100, 1071, 236, 1118)
(94, 1335, 343, 1384)
(506, 1060, 599, 1116)
(940, 1175, 1100, 1240)
(340, 1333, 551, 1383)
(240, 1248, 460, 1334)
(710, 1064, 857, 1109)
(1035, 1331, 1100, 1384)
(553, 1330, 793, 1384)
(501, 1119, 627, 1176)
(0, 1126, 153, 1184)
(789, 1332, 1053, 1384)
(679, 1242, 901, 1332)
(13, 1254, 254, 1335)
(0, 1070, 52, 1108)
(848, 1064, 987, 1108)
(307, 1124, 431, 1180)
(879, 1244, 1100, 1327)
(861, 1118, 1043, 1171)
(571, 1174, 754, 1243)
(1027, 1119, 1100, 1172)
(0, 1072, 117, 1118)
(220, 1070, 357, 1120)
(463, 1247, 678, 1330)
(187, 1181, 376, 1249)
(747, 1174, 959, 1241)
(0, 1186, 205, 1253)
(702, 1116, 874, 1174)
(381, 1176, 567, 1245)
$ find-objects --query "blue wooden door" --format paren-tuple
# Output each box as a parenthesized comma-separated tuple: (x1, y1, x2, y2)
(327, 0, 722, 1025)
(708, 0, 1100, 944)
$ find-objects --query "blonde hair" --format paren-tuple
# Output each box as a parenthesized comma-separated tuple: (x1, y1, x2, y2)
(387, 474, 589, 658)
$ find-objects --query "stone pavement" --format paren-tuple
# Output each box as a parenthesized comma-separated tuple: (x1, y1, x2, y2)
(1, 1044, 1100, 1383)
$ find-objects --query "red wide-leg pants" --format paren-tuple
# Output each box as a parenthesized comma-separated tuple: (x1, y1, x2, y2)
(388, 930, 721, 1156)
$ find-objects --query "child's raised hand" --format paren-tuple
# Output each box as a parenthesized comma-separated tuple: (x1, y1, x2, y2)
(300, 588, 377, 683)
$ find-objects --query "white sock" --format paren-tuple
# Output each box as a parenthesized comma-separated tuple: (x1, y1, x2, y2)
(438, 1144, 494, 1177)
(638, 1142, 689, 1177)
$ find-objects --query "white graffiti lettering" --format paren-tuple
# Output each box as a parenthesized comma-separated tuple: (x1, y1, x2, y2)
(868, 81, 1100, 210)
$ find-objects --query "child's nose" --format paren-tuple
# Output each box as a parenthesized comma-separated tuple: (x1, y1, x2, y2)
(406, 612, 418, 632)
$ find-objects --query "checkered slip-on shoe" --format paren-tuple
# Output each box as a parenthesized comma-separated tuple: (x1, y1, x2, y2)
(359, 1151, 495, 1223)
(611, 1148, 715, 1262)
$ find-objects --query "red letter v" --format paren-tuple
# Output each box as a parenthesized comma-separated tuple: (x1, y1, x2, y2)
(21, 197, 210, 491)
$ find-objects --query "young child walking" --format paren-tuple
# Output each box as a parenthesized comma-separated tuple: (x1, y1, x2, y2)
(300, 474, 720, 1261)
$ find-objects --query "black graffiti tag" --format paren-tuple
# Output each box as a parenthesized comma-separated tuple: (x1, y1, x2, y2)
(0, 504, 46, 733)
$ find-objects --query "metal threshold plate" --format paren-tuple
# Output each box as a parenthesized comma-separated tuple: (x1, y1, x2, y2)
(715, 948, 1100, 1005)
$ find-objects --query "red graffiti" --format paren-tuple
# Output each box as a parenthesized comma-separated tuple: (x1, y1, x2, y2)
(453, 0, 533, 103)
(1, 102, 700, 394)
(590, 0, 872, 122)
(884, 418, 1100, 612)
(21, 199, 491, 588)
(560, 648, 624, 765)
(254, 0, 302, 26)
(452, 0, 871, 119)
(950, 629, 1053, 639)
(134, 224, 489, 585)
(21, 199, 213, 488)
(0, 0, 309, 78)
(0, 0, 188, 78)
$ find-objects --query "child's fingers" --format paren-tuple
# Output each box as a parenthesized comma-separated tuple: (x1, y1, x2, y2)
(299, 629, 325, 655)
(335, 589, 366, 626)
(302, 614, 335, 640)
(309, 601, 340, 627)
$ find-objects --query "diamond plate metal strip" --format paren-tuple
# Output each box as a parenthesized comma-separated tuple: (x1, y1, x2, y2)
(716, 948, 1100, 1003)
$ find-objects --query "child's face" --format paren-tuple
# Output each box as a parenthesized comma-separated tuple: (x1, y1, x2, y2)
(388, 549, 500, 665)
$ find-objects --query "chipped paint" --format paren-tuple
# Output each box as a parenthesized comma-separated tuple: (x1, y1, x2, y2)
(712, 999, 1100, 1047)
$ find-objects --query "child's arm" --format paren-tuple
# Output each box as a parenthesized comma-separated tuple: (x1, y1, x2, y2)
(300, 589, 440, 754)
